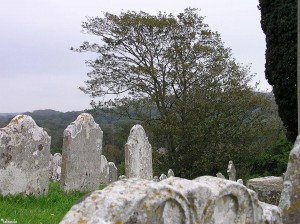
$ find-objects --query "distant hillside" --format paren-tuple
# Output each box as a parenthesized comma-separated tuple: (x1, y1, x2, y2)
(0, 92, 279, 155)
(0, 109, 133, 154)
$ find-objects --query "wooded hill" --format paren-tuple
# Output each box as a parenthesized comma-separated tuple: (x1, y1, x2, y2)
(0, 92, 291, 179)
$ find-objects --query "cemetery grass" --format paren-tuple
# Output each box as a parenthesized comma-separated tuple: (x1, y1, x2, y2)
(0, 182, 105, 224)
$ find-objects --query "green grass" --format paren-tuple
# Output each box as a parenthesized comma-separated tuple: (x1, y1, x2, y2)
(0, 182, 104, 224)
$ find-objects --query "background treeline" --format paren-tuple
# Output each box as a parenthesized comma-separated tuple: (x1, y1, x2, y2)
(0, 92, 292, 180)
(0, 109, 134, 175)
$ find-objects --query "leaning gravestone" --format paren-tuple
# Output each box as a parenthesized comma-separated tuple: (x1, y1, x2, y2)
(60, 113, 103, 192)
(50, 153, 62, 182)
(108, 162, 117, 184)
(125, 124, 152, 180)
(100, 155, 109, 184)
(279, 136, 300, 223)
(0, 115, 51, 196)
(60, 176, 282, 223)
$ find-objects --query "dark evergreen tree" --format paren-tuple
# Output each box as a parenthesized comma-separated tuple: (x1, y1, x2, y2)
(258, 0, 297, 142)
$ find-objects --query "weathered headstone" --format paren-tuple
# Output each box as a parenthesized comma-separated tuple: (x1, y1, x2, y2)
(108, 162, 117, 184)
(227, 160, 236, 181)
(237, 179, 244, 185)
(49, 153, 53, 179)
(167, 169, 174, 177)
(61, 176, 282, 223)
(159, 173, 167, 181)
(216, 172, 226, 179)
(118, 175, 127, 180)
(60, 113, 103, 192)
(279, 136, 300, 223)
(247, 176, 283, 205)
(153, 176, 159, 182)
(100, 155, 109, 184)
(125, 124, 152, 180)
(50, 153, 62, 182)
(0, 115, 51, 196)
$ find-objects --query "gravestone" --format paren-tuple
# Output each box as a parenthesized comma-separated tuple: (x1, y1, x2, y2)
(153, 176, 159, 182)
(237, 179, 244, 185)
(108, 162, 117, 184)
(50, 153, 62, 182)
(247, 176, 283, 205)
(49, 154, 53, 179)
(167, 169, 174, 177)
(279, 136, 300, 223)
(227, 160, 236, 181)
(0, 115, 51, 196)
(159, 173, 167, 181)
(100, 155, 109, 184)
(216, 172, 226, 179)
(125, 124, 152, 180)
(60, 113, 103, 192)
(61, 176, 282, 223)
(118, 175, 127, 180)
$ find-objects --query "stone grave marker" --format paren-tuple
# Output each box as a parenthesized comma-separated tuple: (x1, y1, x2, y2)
(125, 124, 152, 180)
(60, 113, 103, 192)
(50, 153, 62, 182)
(108, 162, 118, 184)
(0, 115, 51, 196)
(227, 160, 236, 181)
(61, 176, 282, 223)
(100, 155, 109, 184)
(279, 136, 300, 223)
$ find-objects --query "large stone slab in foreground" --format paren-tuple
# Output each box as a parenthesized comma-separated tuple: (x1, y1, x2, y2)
(0, 115, 51, 196)
(61, 113, 103, 192)
(60, 176, 282, 223)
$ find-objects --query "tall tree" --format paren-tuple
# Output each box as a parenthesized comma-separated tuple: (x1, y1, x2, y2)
(77, 8, 283, 178)
(258, 0, 297, 142)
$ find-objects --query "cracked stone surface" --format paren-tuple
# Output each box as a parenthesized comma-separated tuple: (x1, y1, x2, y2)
(60, 176, 282, 224)
(60, 113, 103, 192)
(0, 115, 51, 196)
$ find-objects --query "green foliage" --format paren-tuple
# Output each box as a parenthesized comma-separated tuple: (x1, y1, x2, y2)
(152, 150, 169, 177)
(258, 0, 297, 142)
(252, 135, 292, 177)
(78, 8, 285, 180)
(117, 161, 125, 176)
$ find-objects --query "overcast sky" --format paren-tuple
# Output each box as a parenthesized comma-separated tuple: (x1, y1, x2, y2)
(0, 0, 269, 113)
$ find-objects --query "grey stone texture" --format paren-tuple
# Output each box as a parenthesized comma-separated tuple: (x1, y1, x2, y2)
(50, 153, 62, 182)
(108, 162, 117, 184)
(118, 175, 127, 180)
(216, 172, 226, 179)
(60, 113, 103, 192)
(60, 176, 282, 223)
(0, 115, 51, 196)
(247, 176, 283, 205)
(279, 136, 300, 223)
(99, 155, 109, 184)
(227, 160, 236, 181)
(159, 173, 167, 181)
(125, 124, 152, 180)
(237, 179, 244, 185)
(167, 169, 174, 177)
(153, 176, 159, 182)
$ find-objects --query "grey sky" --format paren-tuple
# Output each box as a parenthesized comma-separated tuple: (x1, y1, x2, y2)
(0, 0, 269, 113)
